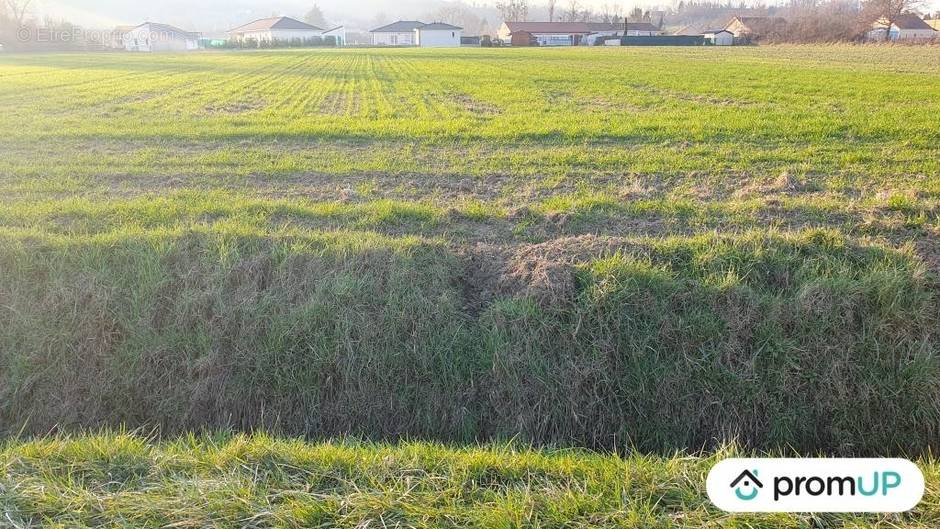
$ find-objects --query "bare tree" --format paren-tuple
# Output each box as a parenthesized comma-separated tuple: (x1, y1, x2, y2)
(563, 0, 581, 21)
(496, 0, 529, 22)
(599, 4, 623, 23)
(547, 0, 558, 22)
(425, 4, 483, 33)
(783, 0, 860, 42)
(860, 0, 924, 40)
(3, 0, 31, 25)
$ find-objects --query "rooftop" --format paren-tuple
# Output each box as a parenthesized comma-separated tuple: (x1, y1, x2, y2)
(888, 14, 936, 30)
(419, 22, 463, 31)
(503, 21, 622, 34)
(229, 16, 323, 33)
(625, 22, 661, 32)
(135, 22, 199, 38)
(371, 21, 427, 33)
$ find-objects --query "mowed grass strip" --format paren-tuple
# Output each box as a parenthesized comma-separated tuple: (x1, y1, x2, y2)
(0, 432, 938, 528)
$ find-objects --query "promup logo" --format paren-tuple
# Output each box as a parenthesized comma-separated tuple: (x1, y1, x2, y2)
(730, 469, 762, 501)
(707, 459, 924, 513)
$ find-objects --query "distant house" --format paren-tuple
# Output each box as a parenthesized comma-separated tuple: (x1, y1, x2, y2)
(123, 22, 199, 52)
(371, 20, 425, 46)
(228, 16, 325, 45)
(703, 29, 734, 45)
(724, 16, 787, 42)
(867, 14, 938, 41)
(415, 23, 462, 47)
(623, 22, 663, 36)
(497, 22, 625, 46)
(370, 21, 462, 47)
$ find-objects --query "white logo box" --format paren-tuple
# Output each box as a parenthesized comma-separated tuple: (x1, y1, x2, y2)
(707, 458, 925, 513)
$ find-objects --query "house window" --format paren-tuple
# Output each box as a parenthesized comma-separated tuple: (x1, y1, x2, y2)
(391, 34, 397, 44)
(452, 32, 455, 37)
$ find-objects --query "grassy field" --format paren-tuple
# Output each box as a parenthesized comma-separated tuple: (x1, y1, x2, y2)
(0, 46, 939, 462)
(1, 432, 939, 528)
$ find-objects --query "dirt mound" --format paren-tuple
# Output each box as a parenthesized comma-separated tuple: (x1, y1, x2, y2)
(461, 235, 633, 312)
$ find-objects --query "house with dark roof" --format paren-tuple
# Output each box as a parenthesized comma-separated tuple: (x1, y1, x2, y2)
(415, 23, 463, 47)
(867, 14, 937, 41)
(122, 22, 199, 52)
(724, 16, 787, 42)
(370, 21, 462, 47)
(703, 29, 734, 45)
(228, 16, 328, 45)
(371, 21, 426, 46)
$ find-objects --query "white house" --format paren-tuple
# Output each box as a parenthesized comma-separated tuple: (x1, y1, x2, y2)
(415, 22, 462, 47)
(371, 20, 425, 46)
(229, 16, 324, 45)
(703, 29, 734, 45)
(867, 14, 937, 41)
(123, 22, 199, 52)
(497, 22, 623, 46)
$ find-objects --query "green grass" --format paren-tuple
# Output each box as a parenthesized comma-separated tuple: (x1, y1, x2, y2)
(0, 47, 938, 456)
(1, 432, 939, 528)
(1, 226, 936, 454)
(1, 47, 938, 187)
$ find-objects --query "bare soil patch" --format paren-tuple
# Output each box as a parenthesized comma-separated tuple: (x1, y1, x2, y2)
(318, 91, 362, 115)
(448, 94, 501, 117)
(204, 99, 267, 115)
(460, 235, 633, 313)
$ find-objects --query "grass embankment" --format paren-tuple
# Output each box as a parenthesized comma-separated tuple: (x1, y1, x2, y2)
(1, 432, 939, 528)
(1, 226, 936, 454)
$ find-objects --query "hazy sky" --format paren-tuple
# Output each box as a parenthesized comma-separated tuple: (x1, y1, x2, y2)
(35, 0, 507, 28)
(30, 0, 940, 30)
